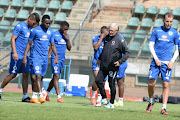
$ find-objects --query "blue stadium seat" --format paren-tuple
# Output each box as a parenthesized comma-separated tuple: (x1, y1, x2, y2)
(55, 12, 67, 22)
(61, 1, 73, 11)
(172, 19, 179, 29)
(159, 6, 170, 15)
(50, 24, 60, 31)
(44, 11, 54, 21)
(147, 6, 158, 15)
(0, 0, 10, 6)
(11, 0, 23, 7)
(4, 9, 16, 19)
(17, 10, 29, 19)
(127, 17, 139, 27)
(0, 8, 4, 18)
(154, 19, 163, 28)
(141, 18, 152, 28)
(24, 0, 35, 8)
(49, 0, 60, 10)
(36, 0, 47, 9)
(172, 7, 180, 17)
(134, 5, 146, 14)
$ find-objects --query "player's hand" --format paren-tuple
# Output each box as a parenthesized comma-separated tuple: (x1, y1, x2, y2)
(155, 59, 161, 66)
(63, 31, 69, 41)
(100, 32, 107, 39)
(96, 60, 100, 66)
(54, 56, 58, 64)
(167, 61, 173, 69)
(114, 61, 120, 67)
(22, 57, 27, 67)
(13, 53, 18, 61)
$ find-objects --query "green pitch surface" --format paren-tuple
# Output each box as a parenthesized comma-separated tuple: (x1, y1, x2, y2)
(0, 92, 180, 120)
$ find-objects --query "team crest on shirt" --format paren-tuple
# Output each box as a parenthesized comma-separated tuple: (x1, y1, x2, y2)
(168, 31, 173, 36)
(111, 41, 115, 45)
(25, 32, 30, 37)
(47, 30, 51, 34)
(12, 66, 17, 73)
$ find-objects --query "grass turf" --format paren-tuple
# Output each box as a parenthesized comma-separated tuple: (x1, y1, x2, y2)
(0, 92, 180, 120)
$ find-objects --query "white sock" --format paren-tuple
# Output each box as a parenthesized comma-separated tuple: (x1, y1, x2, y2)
(57, 95, 61, 99)
(119, 97, 123, 102)
(0, 87, 3, 95)
(149, 98, 154, 104)
(32, 92, 38, 99)
(39, 92, 43, 98)
(42, 87, 46, 94)
(162, 104, 167, 110)
(23, 93, 28, 100)
(91, 90, 97, 98)
(97, 94, 102, 102)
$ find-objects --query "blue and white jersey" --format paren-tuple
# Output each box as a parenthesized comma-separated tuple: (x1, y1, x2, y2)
(51, 30, 69, 60)
(29, 25, 54, 60)
(12, 21, 31, 59)
(150, 26, 179, 61)
(92, 35, 104, 61)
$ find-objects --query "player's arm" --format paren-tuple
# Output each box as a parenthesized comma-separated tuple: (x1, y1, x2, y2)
(23, 41, 33, 67)
(11, 35, 18, 61)
(64, 30, 71, 51)
(168, 32, 179, 69)
(48, 45, 52, 57)
(93, 33, 107, 50)
(51, 43, 58, 64)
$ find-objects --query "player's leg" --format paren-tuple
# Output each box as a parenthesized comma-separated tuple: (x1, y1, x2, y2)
(105, 71, 117, 108)
(95, 69, 109, 106)
(160, 64, 172, 115)
(146, 63, 159, 113)
(36, 74, 45, 103)
(116, 78, 124, 106)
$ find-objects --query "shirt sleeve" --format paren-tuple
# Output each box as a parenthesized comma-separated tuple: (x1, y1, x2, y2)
(150, 29, 156, 42)
(13, 23, 21, 37)
(50, 31, 54, 44)
(174, 31, 179, 45)
(29, 29, 36, 41)
(92, 36, 98, 44)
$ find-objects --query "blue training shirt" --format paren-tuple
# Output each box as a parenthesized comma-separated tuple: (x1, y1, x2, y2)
(150, 26, 179, 61)
(12, 21, 31, 59)
(29, 25, 54, 60)
(51, 30, 69, 60)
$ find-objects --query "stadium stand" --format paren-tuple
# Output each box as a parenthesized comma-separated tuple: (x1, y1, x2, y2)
(4, 9, 16, 19)
(134, 30, 147, 44)
(32, 10, 42, 17)
(61, 1, 73, 11)
(50, 24, 60, 31)
(11, 0, 23, 8)
(3, 32, 12, 47)
(127, 17, 139, 27)
(23, 0, 35, 8)
(0, 20, 10, 34)
(140, 18, 152, 28)
(0, 32, 3, 41)
(0, 8, 4, 18)
(10, 21, 20, 31)
(0, 0, 10, 7)
(17, 9, 29, 20)
(159, 6, 170, 15)
(36, 0, 47, 9)
(140, 42, 150, 56)
(172, 19, 179, 29)
(48, 0, 60, 10)
(44, 11, 54, 21)
(122, 29, 133, 44)
(129, 41, 140, 56)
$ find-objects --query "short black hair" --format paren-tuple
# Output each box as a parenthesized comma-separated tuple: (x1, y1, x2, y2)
(29, 13, 40, 22)
(163, 12, 174, 19)
(101, 26, 108, 30)
(42, 15, 50, 21)
(61, 21, 69, 27)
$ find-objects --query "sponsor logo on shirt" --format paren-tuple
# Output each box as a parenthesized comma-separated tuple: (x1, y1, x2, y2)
(157, 30, 163, 31)
(23, 27, 26, 29)
(25, 32, 30, 37)
(37, 30, 41, 32)
(55, 35, 60, 36)
(158, 35, 169, 41)
(168, 31, 173, 36)
(40, 35, 48, 41)
(58, 39, 66, 44)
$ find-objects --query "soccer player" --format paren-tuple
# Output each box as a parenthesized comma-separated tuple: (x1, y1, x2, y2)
(90, 26, 109, 106)
(146, 13, 179, 115)
(0, 13, 40, 102)
(45, 21, 71, 103)
(95, 23, 130, 108)
(23, 15, 58, 104)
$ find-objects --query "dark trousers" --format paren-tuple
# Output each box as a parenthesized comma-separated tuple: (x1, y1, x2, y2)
(95, 69, 117, 104)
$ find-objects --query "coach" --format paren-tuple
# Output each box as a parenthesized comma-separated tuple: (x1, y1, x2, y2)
(95, 23, 130, 108)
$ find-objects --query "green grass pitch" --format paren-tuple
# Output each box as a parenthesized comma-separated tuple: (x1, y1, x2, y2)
(0, 92, 180, 120)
